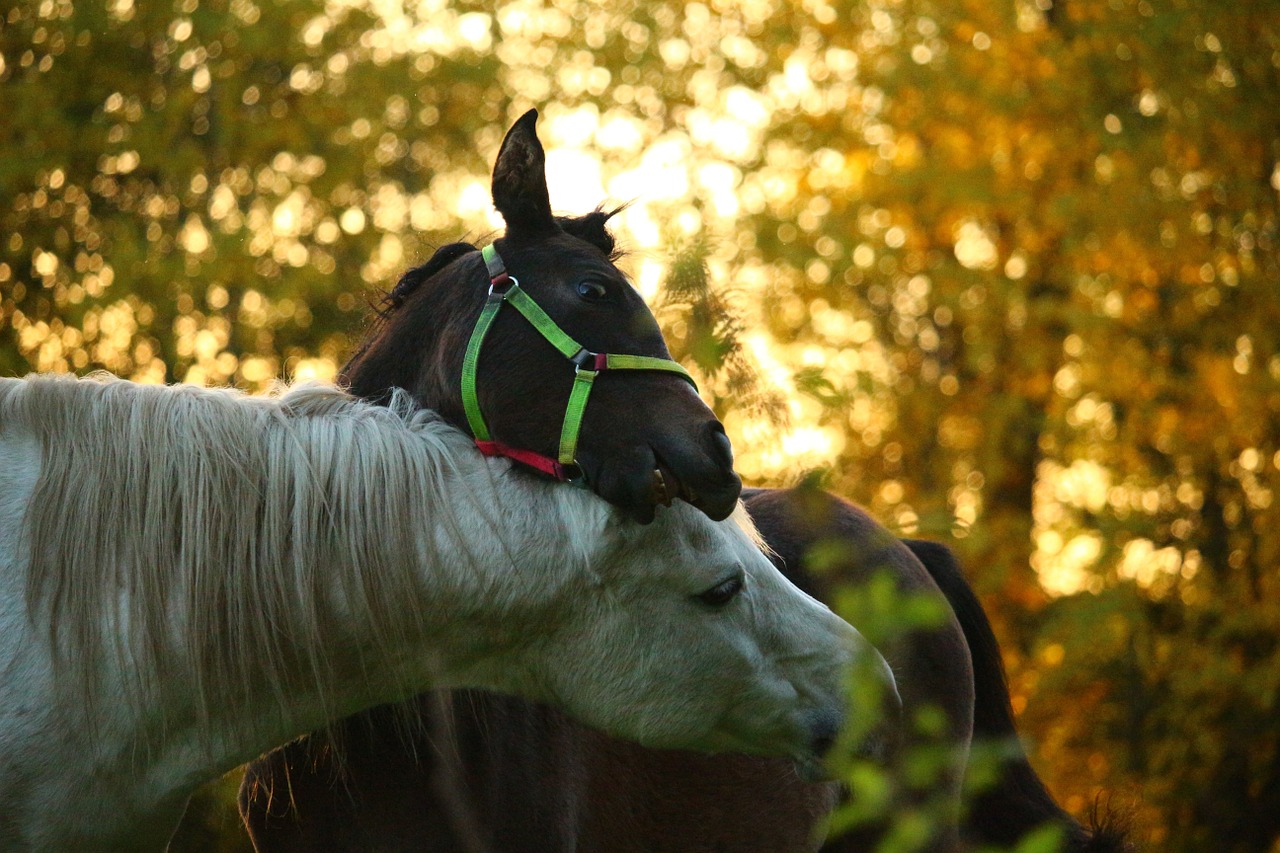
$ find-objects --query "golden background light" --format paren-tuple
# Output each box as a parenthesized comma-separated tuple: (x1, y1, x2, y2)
(4, 0, 1279, 847)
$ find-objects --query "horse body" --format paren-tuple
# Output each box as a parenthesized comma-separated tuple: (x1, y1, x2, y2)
(245, 691, 840, 853)
(0, 375, 876, 851)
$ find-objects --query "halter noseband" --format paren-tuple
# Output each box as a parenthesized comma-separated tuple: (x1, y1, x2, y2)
(460, 244, 697, 484)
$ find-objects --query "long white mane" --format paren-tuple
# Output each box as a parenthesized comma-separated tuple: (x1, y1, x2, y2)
(0, 374, 604, 725)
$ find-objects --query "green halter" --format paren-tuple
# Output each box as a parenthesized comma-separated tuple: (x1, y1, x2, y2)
(461, 244, 697, 483)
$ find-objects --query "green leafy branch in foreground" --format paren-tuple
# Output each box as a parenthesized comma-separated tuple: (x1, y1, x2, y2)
(817, 557, 1071, 853)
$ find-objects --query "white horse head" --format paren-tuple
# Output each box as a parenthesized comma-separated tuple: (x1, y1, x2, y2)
(488, 499, 893, 764)
(0, 374, 894, 849)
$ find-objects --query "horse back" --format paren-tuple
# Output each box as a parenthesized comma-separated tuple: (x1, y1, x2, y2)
(741, 487, 975, 717)
(743, 488, 1130, 851)
(902, 540, 1132, 852)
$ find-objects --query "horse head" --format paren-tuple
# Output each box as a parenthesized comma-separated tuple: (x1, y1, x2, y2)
(480, 498, 898, 769)
(342, 110, 741, 522)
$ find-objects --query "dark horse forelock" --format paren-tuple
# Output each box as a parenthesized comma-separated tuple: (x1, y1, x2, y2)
(378, 207, 625, 319)
(556, 206, 626, 259)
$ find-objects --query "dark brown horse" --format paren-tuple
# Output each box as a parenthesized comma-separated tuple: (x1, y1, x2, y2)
(238, 113, 1130, 852)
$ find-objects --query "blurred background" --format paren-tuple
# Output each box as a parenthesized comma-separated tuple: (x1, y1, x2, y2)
(2, 0, 1278, 849)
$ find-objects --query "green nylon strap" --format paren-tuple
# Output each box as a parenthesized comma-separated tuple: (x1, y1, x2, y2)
(482, 244, 505, 278)
(559, 368, 596, 464)
(504, 286, 582, 359)
(461, 297, 503, 442)
(556, 356, 694, 465)
(604, 353, 696, 387)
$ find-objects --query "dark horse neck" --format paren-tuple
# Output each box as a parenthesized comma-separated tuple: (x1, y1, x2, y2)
(340, 244, 480, 428)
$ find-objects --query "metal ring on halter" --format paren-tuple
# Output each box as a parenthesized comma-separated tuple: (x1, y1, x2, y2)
(487, 275, 517, 299)
(570, 348, 604, 374)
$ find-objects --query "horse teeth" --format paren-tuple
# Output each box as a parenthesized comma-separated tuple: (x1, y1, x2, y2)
(653, 468, 674, 506)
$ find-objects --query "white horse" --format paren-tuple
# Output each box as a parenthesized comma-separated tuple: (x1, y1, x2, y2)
(0, 374, 895, 851)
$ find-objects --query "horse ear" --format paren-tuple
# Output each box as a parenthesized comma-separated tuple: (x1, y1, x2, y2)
(492, 109, 557, 238)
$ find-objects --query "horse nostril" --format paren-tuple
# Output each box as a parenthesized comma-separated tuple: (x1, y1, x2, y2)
(705, 421, 734, 467)
(807, 710, 842, 760)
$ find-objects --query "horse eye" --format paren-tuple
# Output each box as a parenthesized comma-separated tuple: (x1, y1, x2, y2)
(575, 280, 609, 302)
(696, 575, 744, 608)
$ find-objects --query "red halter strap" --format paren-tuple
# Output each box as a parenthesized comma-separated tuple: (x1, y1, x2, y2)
(472, 439, 575, 480)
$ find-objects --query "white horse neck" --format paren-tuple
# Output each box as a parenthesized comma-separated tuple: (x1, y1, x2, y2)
(0, 375, 602, 849)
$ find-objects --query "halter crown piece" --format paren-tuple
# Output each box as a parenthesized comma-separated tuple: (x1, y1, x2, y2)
(461, 244, 697, 484)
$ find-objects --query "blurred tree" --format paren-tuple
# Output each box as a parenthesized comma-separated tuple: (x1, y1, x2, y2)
(737, 1, 1280, 849)
(0, 0, 503, 385)
(3, 0, 1278, 849)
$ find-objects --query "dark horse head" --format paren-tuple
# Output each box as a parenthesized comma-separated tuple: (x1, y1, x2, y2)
(342, 110, 741, 522)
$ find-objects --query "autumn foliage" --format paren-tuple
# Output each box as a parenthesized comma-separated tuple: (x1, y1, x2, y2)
(2, 0, 1278, 849)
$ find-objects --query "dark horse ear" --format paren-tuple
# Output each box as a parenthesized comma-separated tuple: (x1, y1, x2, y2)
(492, 109, 558, 239)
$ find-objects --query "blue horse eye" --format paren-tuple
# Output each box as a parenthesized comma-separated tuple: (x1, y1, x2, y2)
(575, 280, 609, 301)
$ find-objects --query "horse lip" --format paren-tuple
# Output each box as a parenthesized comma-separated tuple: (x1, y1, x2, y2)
(650, 453, 720, 513)
(687, 473, 742, 521)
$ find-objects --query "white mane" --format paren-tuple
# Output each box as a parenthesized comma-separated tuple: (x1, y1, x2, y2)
(0, 373, 605, 725)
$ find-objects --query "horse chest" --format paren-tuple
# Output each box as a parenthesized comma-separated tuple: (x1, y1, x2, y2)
(572, 741, 834, 853)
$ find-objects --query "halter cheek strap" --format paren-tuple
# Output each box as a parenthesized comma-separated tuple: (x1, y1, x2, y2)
(461, 244, 697, 484)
